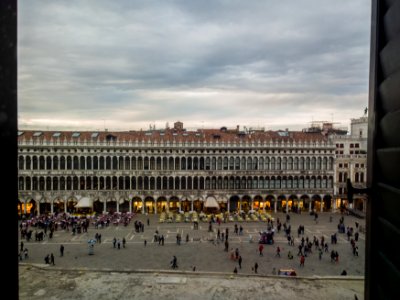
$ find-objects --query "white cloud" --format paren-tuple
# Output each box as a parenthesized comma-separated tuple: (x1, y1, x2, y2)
(18, 0, 371, 132)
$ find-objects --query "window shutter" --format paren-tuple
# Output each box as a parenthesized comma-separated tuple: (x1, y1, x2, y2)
(367, 1, 400, 299)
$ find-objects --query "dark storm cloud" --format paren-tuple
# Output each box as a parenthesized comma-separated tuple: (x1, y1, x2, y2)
(18, 0, 370, 131)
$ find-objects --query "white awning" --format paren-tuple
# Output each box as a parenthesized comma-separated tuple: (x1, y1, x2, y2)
(204, 196, 219, 208)
(75, 197, 93, 208)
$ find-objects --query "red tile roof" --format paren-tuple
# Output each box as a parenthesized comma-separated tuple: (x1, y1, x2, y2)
(17, 128, 328, 144)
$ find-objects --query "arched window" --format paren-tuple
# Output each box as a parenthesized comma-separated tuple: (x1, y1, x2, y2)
(316, 157, 321, 170)
(67, 156, 72, 170)
(32, 156, 38, 170)
(271, 157, 275, 170)
(111, 157, 118, 170)
(229, 157, 234, 170)
(131, 177, 136, 190)
(46, 156, 52, 170)
(288, 157, 293, 170)
(53, 177, 59, 190)
(241, 157, 246, 170)
(39, 156, 45, 170)
(39, 177, 46, 190)
(53, 156, 59, 170)
(311, 157, 316, 170)
(126, 157, 132, 170)
(73, 156, 79, 170)
(276, 157, 281, 170)
(294, 157, 298, 170)
(223, 157, 229, 170)
(18, 156, 24, 170)
(80, 156, 85, 170)
(235, 157, 240, 170)
(247, 157, 252, 170)
(282, 157, 287, 170)
(93, 157, 98, 170)
(119, 157, 124, 170)
(26, 156, 31, 170)
(206, 157, 211, 170)
(322, 157, 327, 170)
(99, 157, 105, 169)
(217, 157, 222, 170)
(87, 157, 92, 170)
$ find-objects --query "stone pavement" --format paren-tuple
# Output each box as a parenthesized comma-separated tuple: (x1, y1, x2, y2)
(18, 211, 365, 299)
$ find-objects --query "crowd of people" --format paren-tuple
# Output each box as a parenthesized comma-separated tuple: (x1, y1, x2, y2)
(18, 210, 363, 277)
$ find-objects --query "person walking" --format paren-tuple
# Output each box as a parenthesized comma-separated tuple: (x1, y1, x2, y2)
(258, 244, 264, 256)
(300, 255, 305, 267)
(60, 244, 64, 257)
(233, 267, 238, 274)
(50, 253, 55, 265)
(113, 237, 116, 248)
(254, 262, 258, 274)
(238, 255, 242, 269)
(171, 255, 178, 269)
(20, 241, 24, 252)
(122, 238, 126, 248)
(276, 246, 281, 257)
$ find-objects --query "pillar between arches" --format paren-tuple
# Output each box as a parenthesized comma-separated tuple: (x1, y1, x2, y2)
(320, 195, 324, 212)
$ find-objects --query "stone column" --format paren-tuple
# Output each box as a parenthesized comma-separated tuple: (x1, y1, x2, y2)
(35, 193, 42, 216)
(251, 199, 254, 211)
(103, 199, 107, 214)
(24, 199, 27, 214)
(64, 196, 67, 214)
(142, 199, 145, 214)
(50, 199, 54, 214)
(274, 200, 277, 213)
(116, 200, 120, 213)
(309, 198, 312, 212)
(191, 200, 194, 212)
(320, 195, 324, 212)
(286, 196, 289, 213)
(154, 199, 157, 216)
(129, 198, 132, 214)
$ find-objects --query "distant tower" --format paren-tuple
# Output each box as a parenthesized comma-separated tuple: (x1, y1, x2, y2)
(174, 121, 183, 131)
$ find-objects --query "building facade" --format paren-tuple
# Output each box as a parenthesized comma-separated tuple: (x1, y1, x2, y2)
(17, 122, 338, 216)
(331, 116, 368, 212)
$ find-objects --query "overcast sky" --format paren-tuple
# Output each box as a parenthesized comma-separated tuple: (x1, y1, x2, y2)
(18, 0, 371, 132)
